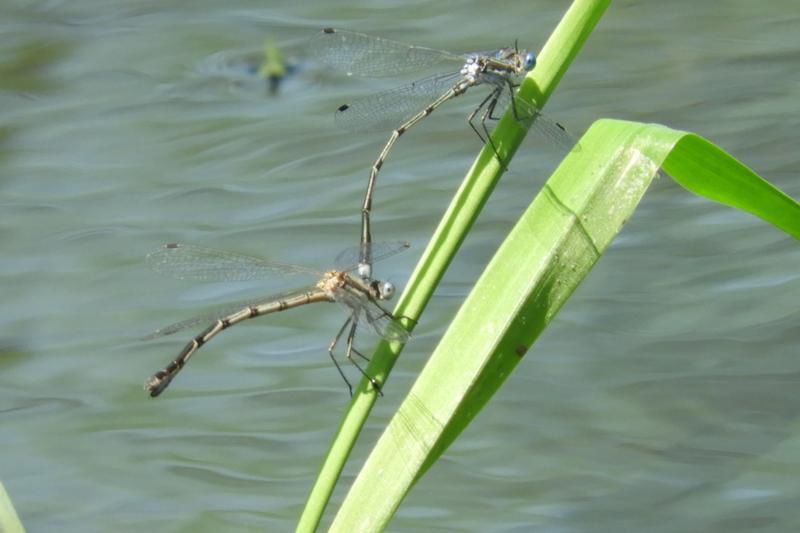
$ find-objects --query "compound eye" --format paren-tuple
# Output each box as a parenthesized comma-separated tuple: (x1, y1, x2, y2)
(380, 281, 395, 300)
(524, 52, 536, 71)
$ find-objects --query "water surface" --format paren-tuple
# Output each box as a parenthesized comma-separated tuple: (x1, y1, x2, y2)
(1, 1, 798, 531)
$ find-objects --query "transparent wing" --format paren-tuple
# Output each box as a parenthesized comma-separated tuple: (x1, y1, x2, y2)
(494, 90, 581, 152)
(362, 301, 410, 343)
(333, 288, 409, 343)
(309, 28, 463, 78)
(334, 240, 410, 272)
(143, 285, 318, 339)
(334, 71, 462, 132)
(146, 243, 320, 281)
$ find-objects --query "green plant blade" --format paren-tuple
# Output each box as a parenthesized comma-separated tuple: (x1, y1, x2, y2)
(0, 481, 25, 533)
(296, 1, 611, 530)
(664, 134, 799, 239)
(329, 119, 800, 530)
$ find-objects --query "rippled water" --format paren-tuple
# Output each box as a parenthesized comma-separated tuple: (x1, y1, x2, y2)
(1, 1, 798, 531)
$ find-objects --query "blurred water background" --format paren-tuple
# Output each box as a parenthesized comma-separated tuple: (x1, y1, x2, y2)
(1, 0, 798, 530)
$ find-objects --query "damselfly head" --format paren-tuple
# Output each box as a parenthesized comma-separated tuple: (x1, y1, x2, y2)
(372, 280, 395, 300)
(495, 48, 535, 73)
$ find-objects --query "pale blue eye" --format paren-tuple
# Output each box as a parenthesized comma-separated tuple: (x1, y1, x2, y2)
(524, 52, 536, 71)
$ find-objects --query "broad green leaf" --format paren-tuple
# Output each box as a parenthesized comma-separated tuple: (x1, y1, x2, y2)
(0, 481, 25, 533)
(296, 0, 611, 529)
(329, 119, 800, 530)
(664, 134, 799, 239)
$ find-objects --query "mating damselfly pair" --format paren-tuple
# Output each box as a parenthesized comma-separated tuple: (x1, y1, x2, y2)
(143, 28, 576, 397)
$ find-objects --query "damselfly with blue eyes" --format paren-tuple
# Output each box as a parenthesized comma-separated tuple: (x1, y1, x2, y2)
(309, 28, 576, 280)
(143, 241, 410, 397)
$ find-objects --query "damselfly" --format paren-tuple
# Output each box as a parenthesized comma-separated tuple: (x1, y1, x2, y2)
(310, 28, 576, 279)
(143, 241, 410, 397)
